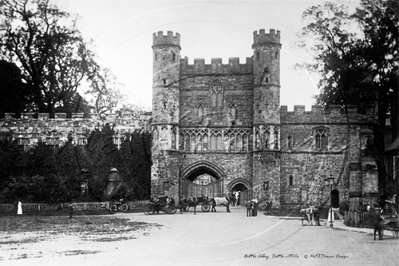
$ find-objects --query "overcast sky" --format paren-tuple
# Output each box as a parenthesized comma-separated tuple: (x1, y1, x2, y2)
(56, 0, 360, 111)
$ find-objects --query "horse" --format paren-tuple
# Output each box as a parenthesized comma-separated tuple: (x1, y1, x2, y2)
(213, 197, 230, 206)
(300, 206, 316, 226)
(306, 206, 316, 225)
(184, 197, 198, 214)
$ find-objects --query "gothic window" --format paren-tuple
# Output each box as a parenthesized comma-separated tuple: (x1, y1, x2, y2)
(256, 51, 260, 59)
(236, 135, 242, 151)
(203, 134, 209, 151)
(289, 175, 294, 186)
(229, 104, 237, 121)
(274, 129, 279, 149)
(217, 134, 223, 150)
(184, 134, 190, 151)
(264, 130, 270, 149)
(198, 104, 205, 124)
(287, 135, 293, 150)
(242, 134, 248, 151)
(314, 127, 329, 149)
(210, 80, 223, 108)
(191, 134, 196, 151)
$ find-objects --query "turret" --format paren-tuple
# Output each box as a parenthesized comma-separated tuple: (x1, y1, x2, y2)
(152, 31, 181, 125)
(252, 29, 282, 149)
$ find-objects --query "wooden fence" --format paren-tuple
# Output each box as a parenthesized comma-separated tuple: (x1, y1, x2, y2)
(0, 200, 148, 213)
(344, 210, 374, 227)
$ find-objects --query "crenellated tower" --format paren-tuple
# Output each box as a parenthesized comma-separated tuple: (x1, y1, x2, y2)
(151, 31, 181, 196)
(252, 29, 282, 206)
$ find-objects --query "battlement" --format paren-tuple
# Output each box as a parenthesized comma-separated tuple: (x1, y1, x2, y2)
(252, 29, 281, 47)
(181, 57, 253, 75)
(2, 112, 151, 123)
(153, 31, 180, 48)
(280, 105, 376, 123)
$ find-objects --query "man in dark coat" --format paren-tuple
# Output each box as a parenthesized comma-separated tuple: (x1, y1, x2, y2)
(371, 208, 384, 240)
(211, 198, 216, 212)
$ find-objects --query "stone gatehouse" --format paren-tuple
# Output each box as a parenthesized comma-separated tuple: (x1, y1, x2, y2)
(150, 29, 378, 209)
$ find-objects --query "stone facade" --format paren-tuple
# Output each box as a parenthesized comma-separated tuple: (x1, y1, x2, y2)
(0, 112, 150, 151)
(151, 29, 379, 209)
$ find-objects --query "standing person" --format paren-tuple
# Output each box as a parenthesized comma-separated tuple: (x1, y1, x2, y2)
(252, 198, 258, 217)
(371, 207, 383, 240)
(246, 200, 252, 217)
(225, 196, 231, 213)
(211, 198, 217, 212)
(192, 197, 197, 214)
(69, 202, 74, 219)
(179, 197, 186, 214)
(17, 201, 23, 215)
(314, 206, 321, 226)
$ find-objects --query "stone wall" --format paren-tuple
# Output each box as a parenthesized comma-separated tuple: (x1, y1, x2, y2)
(0, 112, 150, 148)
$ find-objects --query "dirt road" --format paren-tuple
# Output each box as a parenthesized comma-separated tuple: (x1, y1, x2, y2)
(1, 206, 398, 266)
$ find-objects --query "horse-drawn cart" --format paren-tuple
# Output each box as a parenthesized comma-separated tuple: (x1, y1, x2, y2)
(144, 197, 177, 215)
(181, 197, 211, 213)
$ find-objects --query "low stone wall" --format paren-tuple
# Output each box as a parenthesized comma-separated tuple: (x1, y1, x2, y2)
(0, 200, 148, 213)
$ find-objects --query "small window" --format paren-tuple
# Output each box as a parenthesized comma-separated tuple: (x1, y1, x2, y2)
(172, 52, 176, 61)
(155, 53, 157, 60)
(256, 51, 260, 59)
(163, 79, 166, 85)
(289, 175, 294, 186)
(314, 127, 328, 149)
(275, 51, 278, 59)
(287, 135, 292, 150)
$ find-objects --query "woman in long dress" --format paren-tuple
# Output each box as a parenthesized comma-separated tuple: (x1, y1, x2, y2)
(17, 201, 23, 215)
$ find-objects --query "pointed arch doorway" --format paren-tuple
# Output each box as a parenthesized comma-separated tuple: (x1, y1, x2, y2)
(181, 161, 225, 199)
(228, 178, 251, 206)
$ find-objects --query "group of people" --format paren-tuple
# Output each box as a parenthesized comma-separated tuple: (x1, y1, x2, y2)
(245, 199, 259, 217)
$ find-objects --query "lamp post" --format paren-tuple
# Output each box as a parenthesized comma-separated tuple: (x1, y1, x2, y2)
(326, 177, 335, 228)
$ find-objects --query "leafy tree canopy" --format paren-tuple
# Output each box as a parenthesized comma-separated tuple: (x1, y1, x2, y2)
(0, 0, 123, 116)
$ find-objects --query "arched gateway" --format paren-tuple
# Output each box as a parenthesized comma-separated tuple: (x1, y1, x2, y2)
(181, 161, 226, 198)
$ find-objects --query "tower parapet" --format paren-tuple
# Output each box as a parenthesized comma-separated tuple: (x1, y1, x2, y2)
(181, 57, 253, 75)
(153, 31, 181, 48)
(252, 29, 281, 48)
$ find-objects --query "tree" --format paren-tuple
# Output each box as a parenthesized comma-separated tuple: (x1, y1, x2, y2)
(296, 0, 398, 195)
(86, 67, 124, 114)
(0, 60, 30, 116)
(0, 0, 96, 115)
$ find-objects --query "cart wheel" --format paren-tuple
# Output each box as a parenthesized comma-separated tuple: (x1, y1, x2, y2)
(121, 204, 129, 212)
(168, 205, 177, 214)
(110, 205, 118, 212)
(144, 205, 152, 215)
(201, 204, 210, 212)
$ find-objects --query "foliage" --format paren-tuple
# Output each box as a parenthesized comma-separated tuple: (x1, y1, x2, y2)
(0, 60, 31, 116)
(0, 125, 152, 203)
(85, 67, 124, 114)
(0, 0, 123, 116)
(296, 0, 399, 195)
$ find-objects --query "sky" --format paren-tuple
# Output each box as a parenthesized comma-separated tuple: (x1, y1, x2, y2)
(55, 0, 361, 111)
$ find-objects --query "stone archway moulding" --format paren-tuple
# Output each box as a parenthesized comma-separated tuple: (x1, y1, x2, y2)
(181, 160, 227, 180)
(227, 178, 252, 191)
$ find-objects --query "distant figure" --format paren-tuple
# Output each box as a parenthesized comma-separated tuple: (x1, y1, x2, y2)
(17, 201, 23, 215)
(211, 198, 216, 212)
(69, 203, 74, 219)
(225, 196, 231, 213)
(314, 206, 321, 226)
(252, 199, 258, 217)
(246, 200, 252, 217)
(371, 208, 383, 240)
